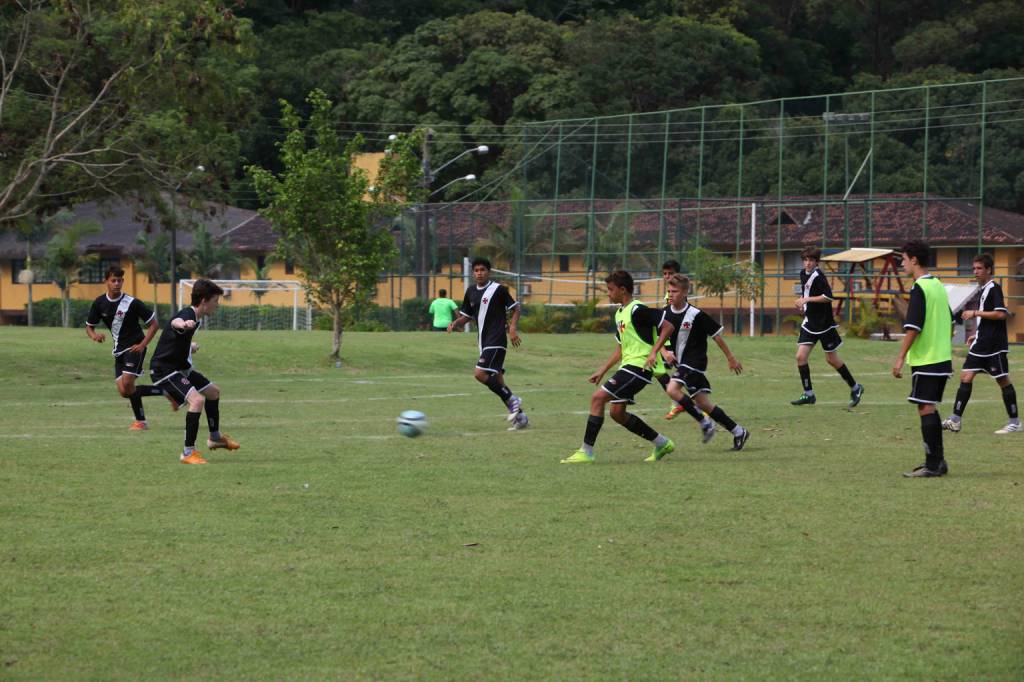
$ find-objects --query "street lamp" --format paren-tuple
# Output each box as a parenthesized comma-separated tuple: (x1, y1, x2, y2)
(429, 174, 476, 198)
(392, 130, 488, 298)
(169, 165, 204, 310)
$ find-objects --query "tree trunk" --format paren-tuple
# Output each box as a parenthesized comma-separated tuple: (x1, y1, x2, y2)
(331, 302, 343, 359)
(62, 285, 70, 327)
(719, 293, 725, 327)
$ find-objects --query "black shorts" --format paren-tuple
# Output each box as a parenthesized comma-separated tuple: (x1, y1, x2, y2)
(798, 327, 843, 352)
(670, 368, 712, 395)
(476, 346, 507, 375)
(601, 365, 653, 405)
(963, 352, 1009, 379)
(114, 349, 147, 379)
(908, 369, 949, 405)
(152, 369, 213, 405)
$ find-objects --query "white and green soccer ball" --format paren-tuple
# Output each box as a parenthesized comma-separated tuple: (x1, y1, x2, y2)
(397, 410, 428, 438)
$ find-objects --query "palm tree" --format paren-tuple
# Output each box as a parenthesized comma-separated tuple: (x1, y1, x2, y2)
(133, 230, 170, 308)
(44, 220, 102, 327)
(241, 255, 278, 330)
(14, 210, 69, 326)
(180, 224, 240, 279)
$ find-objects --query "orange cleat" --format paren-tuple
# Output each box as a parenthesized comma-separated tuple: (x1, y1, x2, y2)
(180, 452, 207, 464)
(664, 404, 685, 420)
(129, 420, 149, 431)
(207, 433, 240, 451)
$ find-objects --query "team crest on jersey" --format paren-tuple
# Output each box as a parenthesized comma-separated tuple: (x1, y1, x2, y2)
(682, 321, 692, 330)
(482, 297, 489, 304)
(181, 377, 190, 385)
(116, 310, 124, 318)
(617, 321, 626, 333)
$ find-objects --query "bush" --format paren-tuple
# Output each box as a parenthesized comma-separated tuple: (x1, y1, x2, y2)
(845, 301, 900, 339)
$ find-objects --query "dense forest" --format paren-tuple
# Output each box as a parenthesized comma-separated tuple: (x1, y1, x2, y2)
(3, 0, 1024, 224)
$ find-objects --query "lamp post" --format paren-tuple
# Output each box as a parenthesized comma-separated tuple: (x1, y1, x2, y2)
(391, 132, 487, 298)
(169, 165, 204, 310)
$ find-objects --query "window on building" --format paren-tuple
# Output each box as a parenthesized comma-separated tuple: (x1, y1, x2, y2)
(284, 260, 295, 275)
(522, 255, 542, 280)
(957, 248, 976, 276)
(559, 255, 570, 273)
(11, 259, 26, 284)
(783, 251, 803, 278)
(79, 257, 121, 284)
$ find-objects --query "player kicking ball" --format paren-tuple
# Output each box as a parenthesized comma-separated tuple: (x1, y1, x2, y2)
(790, 246, 865, 408)
(662, 274, 750, 451)
(84, 266, 166, 430)
(149, 279, 239, 464)
(943, 253, 1019, 435)
(562, 270, 675, 464)
(448, 258, 528, 431)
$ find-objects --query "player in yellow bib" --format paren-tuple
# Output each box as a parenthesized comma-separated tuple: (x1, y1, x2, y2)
(562, 271, 676, 464)
(892, 240, 953, 478)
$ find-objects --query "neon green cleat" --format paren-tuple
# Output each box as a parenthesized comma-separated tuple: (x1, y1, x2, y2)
(561, 450, 595, 464)
(644, 438, 675, 462)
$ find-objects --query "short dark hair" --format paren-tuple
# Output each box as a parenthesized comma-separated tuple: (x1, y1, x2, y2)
(800, 246, 821, 261)
(901, 240, 931, 267)
(471, 257, 491, 271)
(604, 270, 634, 293)
(439, 288, 447, 297)
(191, 278, 224, 306)
(973, 253, 994, 271)
(105, 265, 125, 280)
(661, 259, 681, 273)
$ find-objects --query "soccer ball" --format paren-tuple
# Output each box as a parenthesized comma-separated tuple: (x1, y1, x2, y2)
(397, 410, 428, 438)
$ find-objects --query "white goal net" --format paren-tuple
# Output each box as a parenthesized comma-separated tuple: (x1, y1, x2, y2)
(177, 279, 312, 330)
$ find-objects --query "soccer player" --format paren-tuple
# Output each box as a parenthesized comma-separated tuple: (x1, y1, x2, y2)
(892, 240, 952, 478)
(447, 258, 528, 430)
(562, 270, 676, 464)
(662, 274, 750, 451)
(428, 289, 459, 332)
(943, 253, 1019, 434)
(84, 265, 165, 430)
(149, 279, 240, 464)
(658, 258, 706, 428)
(790, 246, 865, 408)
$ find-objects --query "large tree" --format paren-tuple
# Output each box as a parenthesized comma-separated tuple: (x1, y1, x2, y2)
(248, 89, 423, 359)
(0, 0, 255, 226)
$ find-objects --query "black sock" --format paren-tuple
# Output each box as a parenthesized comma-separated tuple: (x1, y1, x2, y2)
(1003, 384, 1018, 420)
(953, 382, 973, 417)
(205, 398, 220, 435)
(136, 385, 164, 398)
(128, 391, 145, 421)
(836, 364, 856, 388)
(709, 405, 737, 431)
(679, 393, 705, 422)
(657, 374, 670, 390)
(920, 412, 943, 468)
(623, 413, 659, 441)
(484, 374, 513, 406)
(583, 415, 605, 447)
(798, 364, 812, 392)
(185, 410, 201, 448)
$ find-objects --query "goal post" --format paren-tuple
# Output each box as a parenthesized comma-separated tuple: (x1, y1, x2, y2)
(177, 279, 311, 330)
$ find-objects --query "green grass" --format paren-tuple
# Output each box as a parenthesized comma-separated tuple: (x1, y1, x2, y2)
(1, 328, 1022, 680)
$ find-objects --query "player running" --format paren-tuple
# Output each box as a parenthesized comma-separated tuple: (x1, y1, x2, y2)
(662, 274, 750, 451)
(448, 258, 528, 431)
(149, 279, 240, 464)
(943, 253, 1019, 435)
(562, 270, 676, 464)
(790, 246, 865, 408)
(84, 265, 166, 430)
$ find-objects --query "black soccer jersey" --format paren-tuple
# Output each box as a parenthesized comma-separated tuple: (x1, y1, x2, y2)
(662, 302, 722, 373)
(460, 281, 517, 352)
(969, 280, 1009, 357)
(85, 293, 155, 357)
(614, 302, 667, 347)
(799, 267, 836, 334)
(149, 307, 202, 375)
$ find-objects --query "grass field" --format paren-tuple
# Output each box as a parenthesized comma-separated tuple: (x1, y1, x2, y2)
(1, 327, 1022, 680)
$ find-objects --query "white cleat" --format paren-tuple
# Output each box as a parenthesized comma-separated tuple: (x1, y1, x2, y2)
(507, 412, 529, 431)
(941, 417, 962, 433)
(994, 422, 1021, 435)
(506, 395, 523, 422)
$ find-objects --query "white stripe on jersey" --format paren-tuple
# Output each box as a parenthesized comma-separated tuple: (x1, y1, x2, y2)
(476, 281, 500, 353)
(673, 305, 701, 360)
(111, 294, 134, 357)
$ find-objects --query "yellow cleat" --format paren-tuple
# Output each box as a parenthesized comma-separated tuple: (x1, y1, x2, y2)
(180, 452, 208, 465)
(207, 433, 240, 450)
